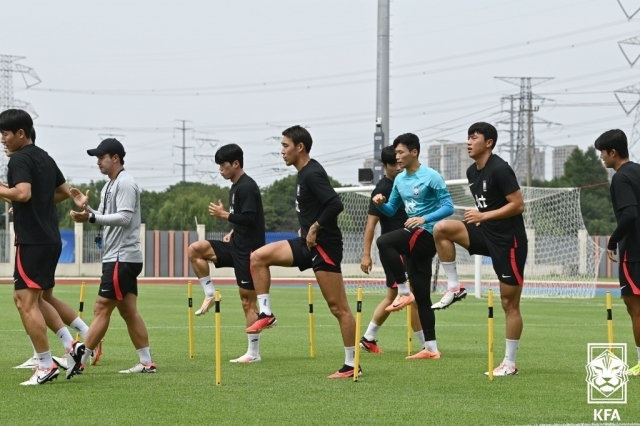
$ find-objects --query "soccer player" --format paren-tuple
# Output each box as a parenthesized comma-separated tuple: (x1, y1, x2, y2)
(0, 109, 77, 385)
(371, 133, 455, 360)
(432, 122, 527, 376)
(188, 143, 265, 363)
(248, 125, 359, 378)
(359, 145, 423, 353)
(67, 138, 155, 377)
(594, 129, 640, 376)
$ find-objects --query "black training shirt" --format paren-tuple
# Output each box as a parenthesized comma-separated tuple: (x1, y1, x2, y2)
(609, 161, 640, 262)
(7, 144, 65, 245)
(467, 154, 526, 243)
(296, 159, 343, 244)
(228, 173, 265, 252)
(368, 176, 407, 234)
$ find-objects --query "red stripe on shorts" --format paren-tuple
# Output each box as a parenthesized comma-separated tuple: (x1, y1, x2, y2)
(315, 245, 336, 266)
(623, 253, 640, 296)
(408, 228, 424, 252)
(510, 237, 523, 286)
(113, 261, 123, 300)
(16, 246, 41, 289)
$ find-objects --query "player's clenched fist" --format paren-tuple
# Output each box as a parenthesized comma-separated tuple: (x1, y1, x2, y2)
(372, 194, 386, 206)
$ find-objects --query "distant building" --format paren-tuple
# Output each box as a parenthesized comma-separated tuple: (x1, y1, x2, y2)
(362, 157, 375, 169)
(427, 143, 474, 180)
(552, 145, 578, 179)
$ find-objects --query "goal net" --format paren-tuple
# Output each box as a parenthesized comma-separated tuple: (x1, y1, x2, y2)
(335, 179, 603, 298)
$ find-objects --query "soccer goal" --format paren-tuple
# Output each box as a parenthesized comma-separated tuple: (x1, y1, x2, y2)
(335, 179, 604, 298)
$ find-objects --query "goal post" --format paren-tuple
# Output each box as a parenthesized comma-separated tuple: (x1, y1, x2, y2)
(335, 180, 603, 298)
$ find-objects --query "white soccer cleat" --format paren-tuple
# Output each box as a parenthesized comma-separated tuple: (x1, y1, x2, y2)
(66, 341, 86, 379)
(119, 362, 157, 374)
(195, 295, 221, 316)
(485, 363, 518, 376)
(431, 287, 467, 310)
(52, 355, 68, 370)
(13, 356, 38, 369)
(229, 354, 261, 363)
(20, 365, 59, 386)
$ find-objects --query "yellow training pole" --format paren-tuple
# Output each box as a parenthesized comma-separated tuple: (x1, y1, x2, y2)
(406, 303, 412, 356)
(354, 286, 363, 382)
(606, 291, 614, 352)
(214, 289, 222, 386)
(488, 289, 494, 381)
(75, 282, 86, 340)
(309, 284, 316, 358)
(188, 281, 195, 358)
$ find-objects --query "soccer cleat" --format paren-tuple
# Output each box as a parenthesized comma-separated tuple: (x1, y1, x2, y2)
(246, 313, 277, 333)
(628, 363, 640, 376)
(406, 349, 441, 360)
(327, 364, 363, 379)
(66, 341, 86, 379)
(229, 354, 261, 363)
(52, 355, 68, 370)
(195, 296, 215, 316)
(384, 293, 415, 312)
(13, 356, 38, 369)
(119, 362, 157, 374)
(359, 337, 384, 354)
(485, 363, 518, 376)
(20, 365, 59, 386)
(91, 340, 104, 366)
(431, 287, 467, 310)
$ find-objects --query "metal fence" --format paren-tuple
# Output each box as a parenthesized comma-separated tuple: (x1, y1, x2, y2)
(0, 230, 9, 263)
(83, 229, 103, 263)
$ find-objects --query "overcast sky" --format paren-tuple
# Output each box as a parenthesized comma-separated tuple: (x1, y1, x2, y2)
(2, 0, 640, 190)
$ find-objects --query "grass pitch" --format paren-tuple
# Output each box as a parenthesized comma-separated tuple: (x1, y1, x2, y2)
(0, 284, 638, 425)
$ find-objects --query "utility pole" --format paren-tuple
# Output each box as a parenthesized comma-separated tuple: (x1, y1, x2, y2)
(0, 55, 40, 262)
(193, 135, 219, 181)
(174, 120, 193, 182)
(372, 0, 390, 184)
(497, 94, 517, 166)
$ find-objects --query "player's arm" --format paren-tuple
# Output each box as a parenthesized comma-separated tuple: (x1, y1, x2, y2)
(406, 173, 454, 228)
(0, 157, 31, 202)
(361, 214, 380, 274)
(307, 172, 344, 247)
(0, 182, 12, 203)
(464, 165, 524, 224)
(54, 183, 71, 204)
(71, 181, 135, 225)
(373, 184, 401, 216)
(607, 175, 638, 261)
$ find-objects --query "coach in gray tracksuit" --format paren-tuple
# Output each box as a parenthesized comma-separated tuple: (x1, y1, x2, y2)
(67, 138, 156, 378)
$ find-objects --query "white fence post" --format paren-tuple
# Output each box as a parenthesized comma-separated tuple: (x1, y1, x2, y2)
(474, 254, 482, 298)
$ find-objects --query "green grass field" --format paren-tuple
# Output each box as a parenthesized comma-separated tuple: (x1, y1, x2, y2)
(1, 284, 639, 426)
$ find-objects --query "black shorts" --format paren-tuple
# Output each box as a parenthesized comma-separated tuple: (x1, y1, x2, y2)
(386, 255, 407, 288)
(99, 261, 143, 301)
(288, 237, 342, 274)
(209, 240, 254, 290)
(465, 223, 527, 286)
(14, 243, 62, 291)
(619, 260, 640, 297)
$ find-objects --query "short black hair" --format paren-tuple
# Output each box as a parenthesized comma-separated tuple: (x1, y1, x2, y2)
(594, 129, 629, 159)
(393, 133, 420, 155)
(468, 122, 498, 149)
(30, 128, 36, 143)
(215, 143, 244, 168)
(0, 109, 33, 138)
(380, 145, 397, 165)
(282, 125, 313, 153)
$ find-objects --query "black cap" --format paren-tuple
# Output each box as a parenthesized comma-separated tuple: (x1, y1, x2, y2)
(87, 138, 126, 158)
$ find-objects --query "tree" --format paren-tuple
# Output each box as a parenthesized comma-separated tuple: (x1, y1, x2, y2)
(531, 147, 616, 235)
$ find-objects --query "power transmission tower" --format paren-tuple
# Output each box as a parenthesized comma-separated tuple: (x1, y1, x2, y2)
(193, 135, 219, 182)
(0, 55, 41, 261)
(495, 77, 554, 186)
(174, 120, 193, 182)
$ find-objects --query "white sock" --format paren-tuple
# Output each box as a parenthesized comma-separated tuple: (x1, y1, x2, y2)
(364, 322, 380, 341)
(442, 261, 460, 290)
(137, 347, 152, 364)
(28, 335, 37, 358)
(199, 276, 215, 298)
(504, 339, 519, 366)
(55, 327, 74, 351)
(81, 348, 92, 365)
(257, 294, 272, 315)
(69, 317, 89, 340)
(636, 346, 640, 364)
(397, 282, 411, 295)
(414, 330, 426, 347)
(424, 340, 438, 353)
(248, 333, 260, 357)
(36, 350, 54, 369)
(344, 346, 355, 367)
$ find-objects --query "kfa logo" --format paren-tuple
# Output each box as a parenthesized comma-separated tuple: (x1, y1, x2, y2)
(586, 343, 628, 404)
(593, 409, 620, 421)
(296, 184, 300, 196)
(404, 199, 417, 214)
(474, 194, 487, 209)
(413, 186, 420, 196)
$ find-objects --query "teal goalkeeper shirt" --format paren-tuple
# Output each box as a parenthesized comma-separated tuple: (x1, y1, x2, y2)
(376, 164, 453, 233)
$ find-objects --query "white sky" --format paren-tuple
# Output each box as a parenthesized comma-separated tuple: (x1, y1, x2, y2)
(3, 0, 640, 190)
